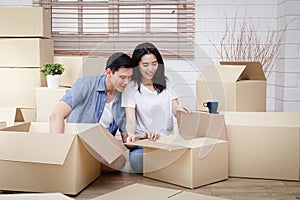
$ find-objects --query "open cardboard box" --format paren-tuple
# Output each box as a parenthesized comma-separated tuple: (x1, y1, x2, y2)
(196, 62, 266, 112)
(0, 122, 128, 195)
(0, 107, 36, 127)
(92, 183, 231, 200)
(224, 112, 300, 180)
(127, 111, 228, 189)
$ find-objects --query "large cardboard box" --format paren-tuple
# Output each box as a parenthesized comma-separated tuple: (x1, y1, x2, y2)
(224, 112, 300, 180)
(92, 183, 231, 200)
(0, 107, 36, 127)
(0, 122, 128, 195)
(54, 56, 107, 87)
(127, 112, 228, 189)
(0, 7, 51, 38)
(196, 62, 266, 112)
(36, 87, 69, 122)
(0, 193, 73, 200)
(0, 68, 46, 108)
(0, 38, 53, 67)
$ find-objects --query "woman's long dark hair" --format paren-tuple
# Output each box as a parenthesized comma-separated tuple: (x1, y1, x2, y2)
(131, 42, 167, 94)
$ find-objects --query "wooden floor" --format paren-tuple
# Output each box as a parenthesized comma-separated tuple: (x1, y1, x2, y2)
(71, 171, 300, 200)
(0, 171, 299, 199)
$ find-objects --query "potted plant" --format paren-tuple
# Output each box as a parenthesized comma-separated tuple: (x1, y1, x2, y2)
(41, 63, 64, 88)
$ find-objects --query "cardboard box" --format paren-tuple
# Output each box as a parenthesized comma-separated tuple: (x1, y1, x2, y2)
(0, 38, 53, 68)
(0, 107, 36, 127)
(36, 87, 69, 122)
(0, 7, 51, 38)
(54, 56, 107, 87)
(0, 122, 128, 194)
(127, 112, 228, 189)
(176, 111, 227, 140)
(0, 121, 6, 129)
(196, 62, 266, 112)
(0, 193, 74, 200)
(224, 112, 300, 180)
(92, 183, 231, 200)
(0, 68, 46, 107)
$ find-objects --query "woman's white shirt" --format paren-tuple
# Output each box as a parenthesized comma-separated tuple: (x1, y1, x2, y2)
(122, 81, 177, 136)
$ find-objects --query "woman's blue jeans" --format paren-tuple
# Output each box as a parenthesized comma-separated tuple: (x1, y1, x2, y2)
(129, 146, 143, 173)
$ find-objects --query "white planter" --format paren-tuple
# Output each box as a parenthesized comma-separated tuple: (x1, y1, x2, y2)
(46, 74, 61, 89)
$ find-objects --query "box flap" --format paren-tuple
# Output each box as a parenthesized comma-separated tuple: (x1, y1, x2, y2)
(0, 193, 74, 200)
(224, 112, 300, 127)
(200, 65, 246, 83)
(220, 61, 265, 81)
(78, 125, 128, 164)
(91, 183, 182, 200)
(0, 123, 75, 165)
(176, 111, 227, 140)
(0, 107, 19, 127)
(0, 122, 31, 131)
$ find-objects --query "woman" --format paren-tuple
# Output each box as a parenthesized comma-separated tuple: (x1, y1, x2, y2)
(122, 42, 190, 173)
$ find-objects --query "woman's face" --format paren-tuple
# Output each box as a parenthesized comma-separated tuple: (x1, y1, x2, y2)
(138, 53, 158, 82)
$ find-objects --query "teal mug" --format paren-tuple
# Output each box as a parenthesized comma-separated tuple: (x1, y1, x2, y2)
(203, 101, 219, 114)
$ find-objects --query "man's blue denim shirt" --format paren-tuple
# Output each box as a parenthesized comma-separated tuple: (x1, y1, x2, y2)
(61, 75, 126, 136)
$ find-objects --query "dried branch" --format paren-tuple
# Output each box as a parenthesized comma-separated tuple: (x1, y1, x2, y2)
(207, 15, 286, 78)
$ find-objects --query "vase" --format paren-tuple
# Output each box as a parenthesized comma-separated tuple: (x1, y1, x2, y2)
(46, 75, 60, 89)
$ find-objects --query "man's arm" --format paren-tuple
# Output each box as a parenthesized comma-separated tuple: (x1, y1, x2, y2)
(49, 101, 72, 133)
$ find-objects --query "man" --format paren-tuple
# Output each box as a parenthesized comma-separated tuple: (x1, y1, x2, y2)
(49, 52, 134, 170)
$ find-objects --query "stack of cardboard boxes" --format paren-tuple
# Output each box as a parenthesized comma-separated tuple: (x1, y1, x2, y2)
(35, 56, 107, 121)
(196, 62, 300, 181)
(0, 6, 117, 196)
(0, 7, 54, 124)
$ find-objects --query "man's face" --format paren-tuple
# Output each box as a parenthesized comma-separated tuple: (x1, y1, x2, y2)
(109, 67, 133, 92)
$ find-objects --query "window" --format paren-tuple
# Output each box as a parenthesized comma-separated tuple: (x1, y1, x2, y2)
(34, 0, 195, 58)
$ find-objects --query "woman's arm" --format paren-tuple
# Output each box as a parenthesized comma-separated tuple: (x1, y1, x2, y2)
(125, 107, 137, 142)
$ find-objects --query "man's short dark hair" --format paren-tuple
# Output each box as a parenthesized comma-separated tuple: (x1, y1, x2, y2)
(106, 52, 133, 73)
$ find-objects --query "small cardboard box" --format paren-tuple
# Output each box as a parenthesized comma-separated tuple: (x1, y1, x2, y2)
(0, 122, 128, 195)
(0, 38, 53, 68)
(92, 183, 231, 200)
(0, 121, 6, 129)
(36, 87, 69, 122)
(0, 7, 51, 38)
(54, 56, 107, 87)
(0, 68, 46, 108)
(0, 193, 74, 200)
(224, 112, 300, 180)
(0, 107, 36, 127)
(196, 62, 266, 112)
(127, 112, 228, 189)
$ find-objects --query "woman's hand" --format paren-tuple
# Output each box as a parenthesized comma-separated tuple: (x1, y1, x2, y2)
(175, 104, 191, 113)
(143, 130, 160, 141)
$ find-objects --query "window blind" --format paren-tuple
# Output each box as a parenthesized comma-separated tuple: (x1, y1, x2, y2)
(33, 0, 195, 58)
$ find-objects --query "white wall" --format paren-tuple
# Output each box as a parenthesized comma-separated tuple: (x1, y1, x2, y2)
(1, 0, 299, 112)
